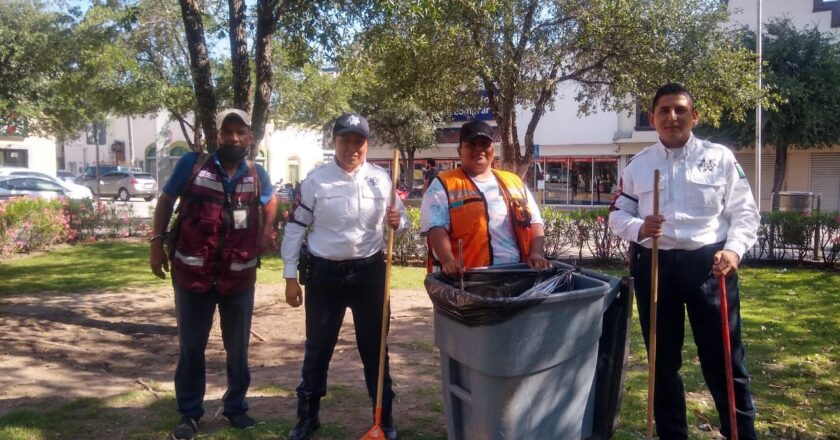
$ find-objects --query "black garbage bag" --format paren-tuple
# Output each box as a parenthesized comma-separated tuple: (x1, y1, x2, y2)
(424, 263, 574, 327)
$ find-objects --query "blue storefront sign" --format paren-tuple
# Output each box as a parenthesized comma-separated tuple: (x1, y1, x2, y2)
(452, 107, 494, 121)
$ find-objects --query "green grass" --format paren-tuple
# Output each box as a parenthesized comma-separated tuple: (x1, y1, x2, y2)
(0, 241, 428, 296)
(0, 241, 171, 295)
(613, 266, 840, 439)
(1, 242, 838, 439)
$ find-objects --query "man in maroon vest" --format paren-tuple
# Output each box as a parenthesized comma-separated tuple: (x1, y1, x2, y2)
(149, 109, 277, 440)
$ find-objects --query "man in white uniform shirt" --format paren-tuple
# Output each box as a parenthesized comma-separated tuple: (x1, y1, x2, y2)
(281, 112, 405, 440)
(609, 83, 759, 440)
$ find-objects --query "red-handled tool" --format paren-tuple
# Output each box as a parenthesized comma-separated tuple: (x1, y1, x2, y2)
(719, 275, 738, 440)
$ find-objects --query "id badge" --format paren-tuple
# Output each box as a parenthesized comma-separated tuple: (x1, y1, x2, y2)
(233, 209, 248, 229)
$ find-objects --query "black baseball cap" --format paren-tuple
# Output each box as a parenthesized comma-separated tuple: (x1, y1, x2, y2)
(333, 112, 370, 139)
(459, 120, 494, 143)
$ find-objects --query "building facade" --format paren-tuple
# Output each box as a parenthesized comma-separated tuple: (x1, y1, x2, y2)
(61, 113, 325, 189)
(1, 116, 57, 174)
(366, 0, 840, 211)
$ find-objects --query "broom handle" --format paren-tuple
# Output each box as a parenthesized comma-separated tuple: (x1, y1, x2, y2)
(373, 148, 400, 425)
(720, 275, 739, 440)
(647, 169, 660, 439)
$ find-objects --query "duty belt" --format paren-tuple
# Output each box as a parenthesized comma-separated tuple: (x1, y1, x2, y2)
(310, 251, 384, 272)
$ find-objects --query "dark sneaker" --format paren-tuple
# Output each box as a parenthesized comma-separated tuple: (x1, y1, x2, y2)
(171, 416, 199, 440)
(226, 412, 256, 429)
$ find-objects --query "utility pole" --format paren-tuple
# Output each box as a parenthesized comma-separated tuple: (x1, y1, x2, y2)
(126, 116, 134, 168)
(755, 0, 763, 211)
(94, 122, 101, 201)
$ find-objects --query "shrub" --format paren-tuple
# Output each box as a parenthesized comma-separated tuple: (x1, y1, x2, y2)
(574, 208, 628, 263)
(0, 197, 70, 255)
(393, 207, 424, 266)
(813, 211, 840, 267)
(541, 207, 578, 258)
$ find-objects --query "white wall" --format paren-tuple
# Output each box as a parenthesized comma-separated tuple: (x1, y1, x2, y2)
(1, 136, 57, 174)
(515, 83, 620, 148)
(264, 125, 325, 184)
(63, 114, 164, 174)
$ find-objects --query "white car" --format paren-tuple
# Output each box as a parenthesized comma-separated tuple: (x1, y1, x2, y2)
(0, 167, 93, 199)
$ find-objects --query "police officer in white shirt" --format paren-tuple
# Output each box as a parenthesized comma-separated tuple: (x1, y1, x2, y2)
(281, 112, 406, 440)
(609, 83, 759, 440)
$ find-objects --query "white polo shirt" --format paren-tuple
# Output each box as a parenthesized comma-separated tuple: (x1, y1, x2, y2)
(280, 160, 407, 278)
(609, 135, 760, 257)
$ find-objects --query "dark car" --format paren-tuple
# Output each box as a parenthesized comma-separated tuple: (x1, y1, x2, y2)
(56, 170, 77, 183)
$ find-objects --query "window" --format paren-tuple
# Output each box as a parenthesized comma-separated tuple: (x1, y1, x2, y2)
(32, 179, 63, 192)
(2, 149, 28, 167)
(635, 105, 653, 131)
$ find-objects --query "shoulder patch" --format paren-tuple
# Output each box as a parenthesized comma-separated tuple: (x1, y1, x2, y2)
(735, 162, 747, 179)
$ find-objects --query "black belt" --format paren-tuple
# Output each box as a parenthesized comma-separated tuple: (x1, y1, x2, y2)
(310, 251, 384, 271)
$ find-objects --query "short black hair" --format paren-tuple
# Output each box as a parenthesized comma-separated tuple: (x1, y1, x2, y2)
(427, 158, 436, 166)
(651, 83, 695, 112)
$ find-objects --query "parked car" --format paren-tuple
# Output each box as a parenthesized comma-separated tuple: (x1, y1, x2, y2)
(75, 165, 135, 185)
(0, 167, 93, 199)
(84, 171, 158, 201)
(0, 175, 91, 200)
(56, 170, 77, 183)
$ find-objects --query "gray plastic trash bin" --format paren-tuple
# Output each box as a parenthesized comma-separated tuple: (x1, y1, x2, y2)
(433, 271, 610, 440)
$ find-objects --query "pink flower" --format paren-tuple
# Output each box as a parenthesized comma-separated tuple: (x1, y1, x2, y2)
(596, 216, 605, 223)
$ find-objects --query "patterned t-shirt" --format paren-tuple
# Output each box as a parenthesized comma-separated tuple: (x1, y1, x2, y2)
(419, 173, 543, 265)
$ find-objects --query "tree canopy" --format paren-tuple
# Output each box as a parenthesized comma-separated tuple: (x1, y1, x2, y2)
(696, 18, 840, 195)
(381, 0, 763, 175)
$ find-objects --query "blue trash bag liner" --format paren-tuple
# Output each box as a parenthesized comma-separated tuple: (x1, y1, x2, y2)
(424, 263, 575, 327)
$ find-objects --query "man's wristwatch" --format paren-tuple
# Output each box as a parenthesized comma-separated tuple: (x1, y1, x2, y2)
(149, 233, 166, 243)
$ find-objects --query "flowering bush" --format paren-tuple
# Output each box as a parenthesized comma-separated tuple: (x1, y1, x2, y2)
(0, 196, 151, 256)
(0, 198, 69, 254)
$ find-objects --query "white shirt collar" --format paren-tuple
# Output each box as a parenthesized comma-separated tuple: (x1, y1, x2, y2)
(656, 134, 697, 159)
(331, 159, 367, 177)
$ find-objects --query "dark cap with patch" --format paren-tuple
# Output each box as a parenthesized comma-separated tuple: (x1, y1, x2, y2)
(459, 120, 494, 143)
(333, 112, 370, 139)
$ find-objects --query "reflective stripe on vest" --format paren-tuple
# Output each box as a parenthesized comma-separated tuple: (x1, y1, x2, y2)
(230, 257, 259, 271)
(174, 250, 204, 267)
(171, 158, 261, 295)
(195, 175, 224, 192)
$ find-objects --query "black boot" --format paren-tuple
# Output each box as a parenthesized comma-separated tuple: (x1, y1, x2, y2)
(379, 400, 398, 440)
(288, 396, 320, 440)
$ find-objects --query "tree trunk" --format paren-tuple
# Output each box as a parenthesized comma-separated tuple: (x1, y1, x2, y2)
(228, 0, 252, 113)
(406, 150, 416, 190)
(173, 112, 196, 152)
(772, 143, 788, 209)
(178, 0, 217, 152)
(251, 0, 278, 150)
(193, 115, 204, 153)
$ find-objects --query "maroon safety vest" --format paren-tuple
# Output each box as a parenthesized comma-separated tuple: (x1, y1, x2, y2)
(170, 158, 261, 295)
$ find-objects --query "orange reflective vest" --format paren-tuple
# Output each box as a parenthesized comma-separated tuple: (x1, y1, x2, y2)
(427, 167, 533, 272)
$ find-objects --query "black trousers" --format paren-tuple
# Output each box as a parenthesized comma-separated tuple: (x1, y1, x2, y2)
(296, 251, 395, 406)
(632, 242, 757, 440)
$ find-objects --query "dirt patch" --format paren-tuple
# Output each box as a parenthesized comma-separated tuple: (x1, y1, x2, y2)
(0, 284, 445, 437)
